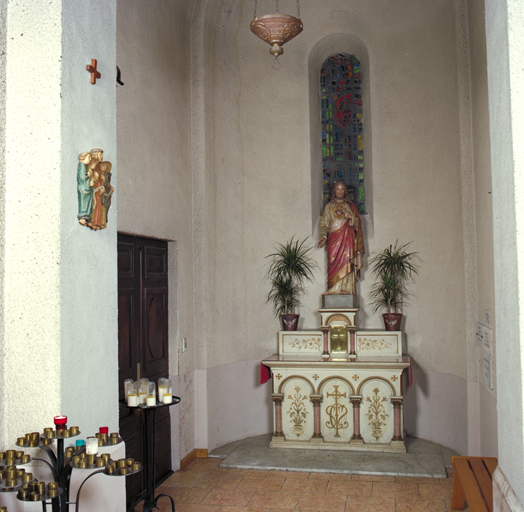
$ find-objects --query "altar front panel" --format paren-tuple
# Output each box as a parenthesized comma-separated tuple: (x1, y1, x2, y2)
(264, 355, 410, 452)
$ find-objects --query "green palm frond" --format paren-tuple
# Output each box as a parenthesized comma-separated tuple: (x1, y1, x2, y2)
(368, 241, 419, 314)
(265, 236, 317, 316)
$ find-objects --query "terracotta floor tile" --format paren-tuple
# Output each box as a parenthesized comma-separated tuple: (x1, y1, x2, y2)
(396, 497, 447, 511)
(151, 500, 179, 512)
(326, 480, 372, 497)
(236, 476, 286, 492)
(269, 470, 310, 478)
(324, 474, 354, 482)
(372, 482, 419, 498)
(220, 508, 269, 512)
(307, 472, 334, 480)
(281, 478, 328, 494)
(344, 496, 396, 512)
(161, 486, 212, 504)
(174, 505, 222, 512)
(201, 488, 256, 507)
(193, 474, 244, 490)
(248, 490, 301, 509)
(439, 475, 454, 486)
(351, 474, 395, 482)
(296, 493, 347, 512)
(418, 484, 453, 501)
(183, 459, 227, 474)
(183, 459, 217, 470)
(396, 476, 441, 485)
(227, 469, 270, 477)
(163, 471, 205, 487)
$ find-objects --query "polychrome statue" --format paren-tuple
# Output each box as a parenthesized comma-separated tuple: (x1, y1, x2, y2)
(318, 181, 364, 295)
(77, 148, 113, 230)
(77, 152, 94, 225)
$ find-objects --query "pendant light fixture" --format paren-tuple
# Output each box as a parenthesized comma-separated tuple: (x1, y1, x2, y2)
(250, 0, 303, 70)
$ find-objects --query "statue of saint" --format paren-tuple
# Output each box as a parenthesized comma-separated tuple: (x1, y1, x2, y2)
(100, 161, 114, 229)
(318, 181, 365, 295)
(77, 152, 93, 225)
(89, 148, 105, 230)
(77, 148, 113, 231)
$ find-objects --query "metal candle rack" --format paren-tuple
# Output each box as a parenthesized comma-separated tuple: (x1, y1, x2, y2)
(0, 418, 142, 511)
(120, 397, 181, 512)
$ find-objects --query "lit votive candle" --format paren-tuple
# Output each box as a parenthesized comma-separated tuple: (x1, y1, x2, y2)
(163, 394, 173, 404)
(127, 394, 138, 407)
(86, 437, 98, 455)
(146, 395, 156, 406)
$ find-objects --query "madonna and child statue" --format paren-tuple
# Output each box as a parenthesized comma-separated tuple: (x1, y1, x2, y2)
(318, 181, 365, 301)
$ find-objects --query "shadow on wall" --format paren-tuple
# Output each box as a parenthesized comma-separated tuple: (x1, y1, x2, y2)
(403, 358, 429, 438)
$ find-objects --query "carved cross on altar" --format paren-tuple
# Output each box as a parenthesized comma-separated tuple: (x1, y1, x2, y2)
(86, 59, 101, 84)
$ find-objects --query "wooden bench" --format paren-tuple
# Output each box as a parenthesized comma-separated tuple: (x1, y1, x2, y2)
(451, 456, 498, 512)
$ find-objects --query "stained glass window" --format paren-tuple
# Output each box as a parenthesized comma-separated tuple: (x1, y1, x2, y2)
(320, 54, 365, 213)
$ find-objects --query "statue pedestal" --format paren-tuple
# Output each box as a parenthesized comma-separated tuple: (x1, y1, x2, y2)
(322, 294, 358, 309)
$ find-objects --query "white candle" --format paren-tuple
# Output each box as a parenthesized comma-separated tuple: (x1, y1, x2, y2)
(139, 392, 147, 405)
(86, 438, 98, 455)
(127, 394, 138, 407)
(146, 395, 156, 406)
(158, 386, 167, 402)
(163, 394, 173, 404)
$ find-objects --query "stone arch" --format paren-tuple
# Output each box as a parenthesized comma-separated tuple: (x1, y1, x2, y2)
(317, 375, 355, 395)
(357, 376, 396, 395)
(278, 374, 315, 394)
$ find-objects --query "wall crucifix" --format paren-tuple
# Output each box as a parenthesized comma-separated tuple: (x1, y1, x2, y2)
(86, 59, 101, 84)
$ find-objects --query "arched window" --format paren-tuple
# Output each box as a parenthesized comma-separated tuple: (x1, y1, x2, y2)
(320, 54, 365, 213)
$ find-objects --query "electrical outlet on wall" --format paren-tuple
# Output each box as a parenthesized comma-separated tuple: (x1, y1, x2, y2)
(181, 337, 187, 352)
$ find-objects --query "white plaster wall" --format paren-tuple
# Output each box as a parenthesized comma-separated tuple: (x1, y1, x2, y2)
(116, 0, 196, 459)
(2, 0, 63, 446)
(1, 0, 123, 509)
(200, 0, 467, 374)
(404, 369, 468, 454)
(468, 0, 498, 456)
(194, 0, 470, 452)
(60, 0, 119, 436)
(206, 361, 273, 452)
(486, 0, 524, 505)
(1, 0, 118, 437)
(0, 0, 7, 453)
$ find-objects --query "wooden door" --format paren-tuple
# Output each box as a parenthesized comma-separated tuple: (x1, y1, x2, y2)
(118, 234, 172, 506)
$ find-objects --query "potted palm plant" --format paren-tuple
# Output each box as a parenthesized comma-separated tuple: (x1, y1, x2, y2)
(265, 236, 317, 331)
(369, 241, 419, 331)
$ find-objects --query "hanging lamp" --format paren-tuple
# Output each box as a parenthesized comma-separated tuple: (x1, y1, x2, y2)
(250, 0, 303, 70)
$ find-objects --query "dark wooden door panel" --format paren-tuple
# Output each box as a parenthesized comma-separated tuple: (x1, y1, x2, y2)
(118, 291, 136, 377)
(143, 289, 168, 371)
(144, 246, 167, 279)
(118, 234, 171, 507)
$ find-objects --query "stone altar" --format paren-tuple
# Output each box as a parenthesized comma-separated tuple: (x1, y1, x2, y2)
(262, 304, 411, 452)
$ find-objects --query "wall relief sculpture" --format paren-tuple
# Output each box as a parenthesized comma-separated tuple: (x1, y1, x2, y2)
(77, 149, 114, 230)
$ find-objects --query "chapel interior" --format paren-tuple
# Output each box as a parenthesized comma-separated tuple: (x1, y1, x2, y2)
(1, 0, 524, 510)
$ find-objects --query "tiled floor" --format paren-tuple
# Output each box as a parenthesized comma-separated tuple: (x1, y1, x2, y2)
(135, 457, 468, 512)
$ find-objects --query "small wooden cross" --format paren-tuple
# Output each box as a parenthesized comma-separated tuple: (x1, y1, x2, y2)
(86, 59, 101, 84)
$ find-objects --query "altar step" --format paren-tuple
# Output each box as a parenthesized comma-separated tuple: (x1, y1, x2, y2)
(210, 434, 458, 479)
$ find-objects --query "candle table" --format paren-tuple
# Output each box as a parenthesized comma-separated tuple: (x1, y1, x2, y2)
(120, 397, 181, 512)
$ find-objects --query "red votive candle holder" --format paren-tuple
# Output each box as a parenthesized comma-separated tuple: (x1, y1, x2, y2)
(54, 415, 67, 432)
(99, 427, 109, 434)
